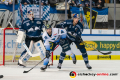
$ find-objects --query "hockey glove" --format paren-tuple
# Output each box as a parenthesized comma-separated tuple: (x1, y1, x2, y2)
(46, 50, 51, 58)
(75, 35, 83, 43)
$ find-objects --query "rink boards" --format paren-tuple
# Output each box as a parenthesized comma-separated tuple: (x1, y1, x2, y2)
(1, 31, 120, 60)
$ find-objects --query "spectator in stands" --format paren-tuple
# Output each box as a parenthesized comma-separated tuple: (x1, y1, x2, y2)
(96, 0, 105, 9)
(75, 0, 95, 7)
(1, 0, 17, 5)
(109, 0, 113, 3)
(21, 0, 33, 5)
(34, 0, 48, 5)
(41, 0, 48, 5)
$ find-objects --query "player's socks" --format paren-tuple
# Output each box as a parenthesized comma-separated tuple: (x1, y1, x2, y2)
(59, 52, 66, 64)
(70, 54, 76, 64)
(57, 52, 66, 69)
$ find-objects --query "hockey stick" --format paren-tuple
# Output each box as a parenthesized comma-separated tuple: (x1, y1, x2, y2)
(23, 45, 59, 73)
(82, 41, 111, 55)
(12, 42, 18, 62)
(23, 57, 46, 73)
(67, 33, 111, 55)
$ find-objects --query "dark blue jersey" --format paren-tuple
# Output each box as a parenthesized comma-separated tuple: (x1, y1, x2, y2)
(19, 18, 45, 38)
(58, 19, 83, 41)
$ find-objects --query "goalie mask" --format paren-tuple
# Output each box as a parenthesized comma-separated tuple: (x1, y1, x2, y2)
(27, 10, 34, 20)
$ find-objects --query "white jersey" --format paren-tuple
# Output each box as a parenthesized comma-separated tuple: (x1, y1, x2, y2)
(42, 28, 66, 51)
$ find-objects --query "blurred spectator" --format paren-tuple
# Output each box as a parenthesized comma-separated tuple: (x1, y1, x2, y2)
(75, 0, 95, 7)
(21, 0, 33, 5)
(96, 0, 105, 9)
(109, 0, 113, 3)
(0, 0, 18, 5)
(34, 0, 48, 5)
(41, 0, 48, 5)
(68, 0, 76, 6)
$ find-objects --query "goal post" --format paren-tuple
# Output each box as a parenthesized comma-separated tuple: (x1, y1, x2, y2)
(0, 28, 54, 66)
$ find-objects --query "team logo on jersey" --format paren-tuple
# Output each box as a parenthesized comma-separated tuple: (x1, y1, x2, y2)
(44, 36, 47, 39)
(69, 71, 77, 78)
(28, 28, 34, 32)
(37, 43, 40, 46)
(35, 27, 40, 30)
(54, 33, 57, 36)
(36, 21, 41, 24)
(26, 23, 30, 26)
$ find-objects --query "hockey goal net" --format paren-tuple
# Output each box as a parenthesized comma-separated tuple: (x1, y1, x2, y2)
(0, 28, 53, 66)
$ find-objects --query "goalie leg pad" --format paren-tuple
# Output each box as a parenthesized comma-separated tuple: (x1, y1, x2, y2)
(34, 40, 45, 60)
(19, 41, 35, 64)
(19, 52, 31, 64)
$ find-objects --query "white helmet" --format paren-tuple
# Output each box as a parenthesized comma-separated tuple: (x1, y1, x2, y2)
(27, 10, 34, 20)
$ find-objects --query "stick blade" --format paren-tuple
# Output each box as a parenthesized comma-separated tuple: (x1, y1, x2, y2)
(23, 71, 29, 73)
(101, 51, 112, 55)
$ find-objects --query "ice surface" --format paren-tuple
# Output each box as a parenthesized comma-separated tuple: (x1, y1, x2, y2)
(0, 60, 120, 80)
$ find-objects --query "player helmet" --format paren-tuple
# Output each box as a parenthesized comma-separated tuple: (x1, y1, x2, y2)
(45, 24, 51, 29)
(27, 10, 34, 15)
(27, 10, 34, 20)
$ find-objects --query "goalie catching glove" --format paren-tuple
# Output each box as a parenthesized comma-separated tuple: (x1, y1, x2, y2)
(16, 31, 26, 43)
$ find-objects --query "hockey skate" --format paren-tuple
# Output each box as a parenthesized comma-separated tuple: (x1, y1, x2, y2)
(18, 62, 26, 68)
(57, 63, 62, 69)
(86, 63, 92, 69)
(40, 65, 47, 71)
(72, 55, 77, 64)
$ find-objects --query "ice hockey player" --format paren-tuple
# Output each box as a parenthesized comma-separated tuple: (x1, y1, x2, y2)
(17, 10, 46, 67)
(40, 24, 76, 71)
(56, 14, 92, 69)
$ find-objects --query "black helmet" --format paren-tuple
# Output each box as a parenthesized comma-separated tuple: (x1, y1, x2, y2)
(45, 24, 51, 29)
